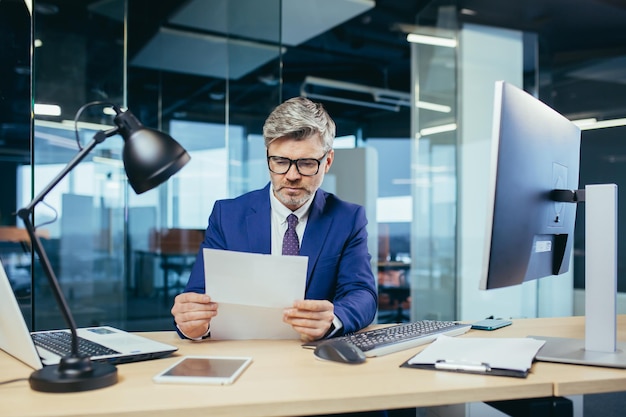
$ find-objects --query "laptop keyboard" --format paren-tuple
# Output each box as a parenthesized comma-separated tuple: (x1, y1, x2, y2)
(32, 331, 120, 358)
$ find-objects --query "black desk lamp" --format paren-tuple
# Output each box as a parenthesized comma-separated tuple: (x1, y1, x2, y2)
(16, 102, 191, 392)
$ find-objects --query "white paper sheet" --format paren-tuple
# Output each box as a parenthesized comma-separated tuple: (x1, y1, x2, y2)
(202, 248, 308, 340)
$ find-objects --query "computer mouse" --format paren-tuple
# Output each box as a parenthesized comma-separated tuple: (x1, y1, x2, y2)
(313, 339, 366, 364)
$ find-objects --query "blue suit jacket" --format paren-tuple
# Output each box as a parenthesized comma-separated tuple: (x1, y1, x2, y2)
(183, 183, 378, 335)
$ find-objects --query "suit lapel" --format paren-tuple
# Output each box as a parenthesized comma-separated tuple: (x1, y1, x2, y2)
(246, 185, 272, 254)
(300, 190, 331, 285)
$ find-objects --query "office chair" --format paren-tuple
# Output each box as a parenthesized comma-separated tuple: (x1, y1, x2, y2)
(377, 267, 411, 323)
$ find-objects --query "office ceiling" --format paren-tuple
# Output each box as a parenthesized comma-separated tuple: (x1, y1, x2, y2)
(2, 0, 626, 162)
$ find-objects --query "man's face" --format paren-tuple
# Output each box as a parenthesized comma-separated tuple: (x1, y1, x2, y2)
(267, 134, 334, 211)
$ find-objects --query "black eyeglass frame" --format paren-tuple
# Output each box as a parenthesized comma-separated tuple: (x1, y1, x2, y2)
(266, 151, 329, 176)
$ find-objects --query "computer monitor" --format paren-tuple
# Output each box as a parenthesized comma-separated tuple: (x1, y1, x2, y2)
(480, 81, 581, 290)
(482, 81, 626, 368)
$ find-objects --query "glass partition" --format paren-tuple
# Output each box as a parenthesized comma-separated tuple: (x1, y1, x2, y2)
(30, 1, 127, 329)
(410, 2, 459, 321)
(0, 0, 33, 327)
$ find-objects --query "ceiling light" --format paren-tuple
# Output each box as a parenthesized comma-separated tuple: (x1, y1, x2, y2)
(406, 33, 457, 48)
(575, 117, 626, 130)
(93, 156, 124, 167)
(571, 118, 597, 127)
(301, 76, 450, 113)
(34, 103, 61, 116)
(416, 101, 451, 113)
(103, 106, 127, 116)
(61, 120, 116, 131)
(419, 123, 457, 136)
(460, 9, 477, 16)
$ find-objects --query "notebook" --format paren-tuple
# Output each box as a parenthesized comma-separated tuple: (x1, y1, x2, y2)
(0, 260, 177, 370)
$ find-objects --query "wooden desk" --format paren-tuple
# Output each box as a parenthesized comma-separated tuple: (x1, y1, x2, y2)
(1, 316, 626, 417)
(501, 315, 626, 398)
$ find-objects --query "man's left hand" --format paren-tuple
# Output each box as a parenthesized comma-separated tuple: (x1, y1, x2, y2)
(283, 299, 334, 342)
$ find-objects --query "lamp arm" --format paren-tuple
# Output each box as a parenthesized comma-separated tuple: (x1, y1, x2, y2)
(16, 127, 118, 357)
(19, 128, 117, 214)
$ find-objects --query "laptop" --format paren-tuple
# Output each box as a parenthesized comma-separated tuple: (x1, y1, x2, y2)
(0, 260, 177, 370)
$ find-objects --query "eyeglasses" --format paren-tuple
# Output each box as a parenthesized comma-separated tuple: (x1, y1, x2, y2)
(267, 152, 328, 176)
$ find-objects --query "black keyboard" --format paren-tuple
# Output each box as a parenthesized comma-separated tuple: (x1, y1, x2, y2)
(32, 331, 120, 358)
(305, 320, 472, 357)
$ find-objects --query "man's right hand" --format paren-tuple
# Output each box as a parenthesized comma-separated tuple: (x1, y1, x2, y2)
(171, 292, 218, 339)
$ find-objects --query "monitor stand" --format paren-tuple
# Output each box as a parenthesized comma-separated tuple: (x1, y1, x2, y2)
(531, 184, 626, 368)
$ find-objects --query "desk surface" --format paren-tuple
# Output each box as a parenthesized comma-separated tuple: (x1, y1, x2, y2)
(1, 316, 626, 417)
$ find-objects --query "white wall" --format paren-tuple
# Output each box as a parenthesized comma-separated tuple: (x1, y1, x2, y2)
(325, 147, 379, 278)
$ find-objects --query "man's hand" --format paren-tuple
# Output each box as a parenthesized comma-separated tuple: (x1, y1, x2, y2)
(283, 299, 334, 342)
(171, 292, 218, 339)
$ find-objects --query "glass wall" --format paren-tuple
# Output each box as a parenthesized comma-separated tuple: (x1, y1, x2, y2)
(410, 3, 459, 321)
(0, 0, 33, 326)
(29, 0, 129, 329)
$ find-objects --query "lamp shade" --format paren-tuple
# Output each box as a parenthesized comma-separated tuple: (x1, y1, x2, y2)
(114, 110, 190, 194)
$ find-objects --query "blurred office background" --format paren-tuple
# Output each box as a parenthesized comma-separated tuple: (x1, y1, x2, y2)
(1, 0, 626, 337)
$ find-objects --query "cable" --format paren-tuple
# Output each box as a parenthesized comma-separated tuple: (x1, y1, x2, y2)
(34, 200, 58, 229)
(73, 101, 121, 150)
(0, 377, 29, 385)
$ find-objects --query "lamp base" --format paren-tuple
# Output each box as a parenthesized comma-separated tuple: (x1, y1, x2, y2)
(29, 356, 118, 393)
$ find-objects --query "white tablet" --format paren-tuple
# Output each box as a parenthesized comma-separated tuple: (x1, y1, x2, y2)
(153, 355, 252, 385)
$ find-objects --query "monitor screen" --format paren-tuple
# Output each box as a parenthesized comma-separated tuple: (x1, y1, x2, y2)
(480, 81, 581, 290)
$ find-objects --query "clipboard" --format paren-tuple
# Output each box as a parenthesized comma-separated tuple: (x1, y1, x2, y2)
(399, 335, 546, 378)
(400, 357, 530, 378)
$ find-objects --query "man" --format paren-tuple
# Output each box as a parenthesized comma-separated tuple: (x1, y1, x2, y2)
(171, 97, 377, 341)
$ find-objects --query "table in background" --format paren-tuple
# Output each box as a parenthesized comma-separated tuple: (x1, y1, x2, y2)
(132, 228, 203, 302)
(377, 261, 411, 323)
(133, 249, 197, 302)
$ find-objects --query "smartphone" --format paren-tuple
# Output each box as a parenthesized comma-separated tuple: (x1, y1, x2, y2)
(470, 318, 512, 331)
(153, 356, 252, 385)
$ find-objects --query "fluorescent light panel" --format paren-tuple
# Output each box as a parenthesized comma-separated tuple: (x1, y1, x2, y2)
(572, 117, 626, 130)
(407, 33, 457, 48)
(103, 106, 126, 116)
(34, 103, 61, 116)
(417, 101, 451, 113)
(61, 120, 116, 131)
(420, 123, 457, 136)
(302, 76, 450, 113)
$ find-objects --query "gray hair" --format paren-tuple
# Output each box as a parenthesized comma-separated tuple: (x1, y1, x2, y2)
(263, 97, 336, 152)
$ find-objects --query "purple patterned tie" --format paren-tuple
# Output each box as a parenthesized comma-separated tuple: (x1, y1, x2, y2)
(282, 214, 300, 255)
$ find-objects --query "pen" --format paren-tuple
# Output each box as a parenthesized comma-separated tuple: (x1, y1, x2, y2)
(434, 360, 491, 373)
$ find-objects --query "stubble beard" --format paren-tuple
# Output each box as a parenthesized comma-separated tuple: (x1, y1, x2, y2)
(274, 182, 314, 210)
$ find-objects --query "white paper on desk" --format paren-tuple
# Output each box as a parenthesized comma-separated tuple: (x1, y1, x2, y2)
(407, 335, 546, 372)
(203, 248, 307, 340)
